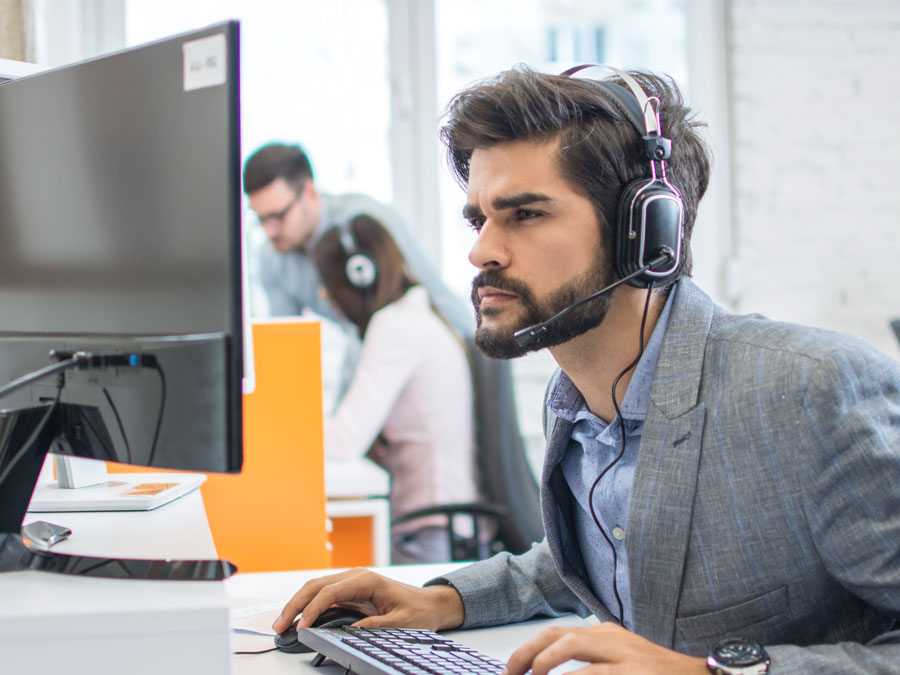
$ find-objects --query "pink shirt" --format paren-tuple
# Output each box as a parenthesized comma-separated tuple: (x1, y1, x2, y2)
(324, 286, 479, 531)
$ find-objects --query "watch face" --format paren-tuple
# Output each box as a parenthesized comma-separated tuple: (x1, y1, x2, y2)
(711, 638, 767, 666)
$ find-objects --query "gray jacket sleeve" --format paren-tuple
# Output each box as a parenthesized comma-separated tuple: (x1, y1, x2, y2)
(424, 540, 589, 629)
(763, 344, 900, 673)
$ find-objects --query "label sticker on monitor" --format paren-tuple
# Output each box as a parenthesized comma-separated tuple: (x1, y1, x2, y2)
(182, 33, 226, 91)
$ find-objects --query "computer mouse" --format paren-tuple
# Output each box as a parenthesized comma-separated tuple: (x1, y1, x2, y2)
(274, 606, 368, 654)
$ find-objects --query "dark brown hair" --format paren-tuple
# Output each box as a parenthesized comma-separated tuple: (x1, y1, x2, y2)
(314, 214, 417, 336)
(439, 65, 712, 285)
(242, 143, 314, 194)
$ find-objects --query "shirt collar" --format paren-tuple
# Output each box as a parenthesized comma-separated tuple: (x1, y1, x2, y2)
(547, 287, 676, 424)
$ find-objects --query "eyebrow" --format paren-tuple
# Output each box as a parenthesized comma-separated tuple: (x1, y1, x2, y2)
(462, 191, 553, 220)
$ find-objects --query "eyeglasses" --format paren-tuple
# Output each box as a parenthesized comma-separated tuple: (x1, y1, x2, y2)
(256, 188, 303, 226)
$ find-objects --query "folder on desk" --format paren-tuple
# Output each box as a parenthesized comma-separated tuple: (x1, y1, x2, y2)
(26, 472, 206, 512)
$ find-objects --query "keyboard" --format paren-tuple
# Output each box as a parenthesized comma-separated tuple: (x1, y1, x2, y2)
(297, 625, 507, 675)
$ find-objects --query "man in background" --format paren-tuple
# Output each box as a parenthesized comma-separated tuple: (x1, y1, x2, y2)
(243, 143, 469, 331)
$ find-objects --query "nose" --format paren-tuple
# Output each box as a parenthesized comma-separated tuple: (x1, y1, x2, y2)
(468, 220, 508, 271)
(260, 218, 281, 236)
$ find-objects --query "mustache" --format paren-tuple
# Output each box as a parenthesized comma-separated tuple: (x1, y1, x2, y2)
(471, 270, 534, 298)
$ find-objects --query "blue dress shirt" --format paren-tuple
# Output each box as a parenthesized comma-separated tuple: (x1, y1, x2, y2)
(548, 291, 674, 629)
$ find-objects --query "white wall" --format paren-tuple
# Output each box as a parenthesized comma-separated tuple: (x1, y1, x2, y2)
(725, 0, 900, 358)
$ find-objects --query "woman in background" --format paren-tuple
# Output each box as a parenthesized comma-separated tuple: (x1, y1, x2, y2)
(313, 214, 480, 564)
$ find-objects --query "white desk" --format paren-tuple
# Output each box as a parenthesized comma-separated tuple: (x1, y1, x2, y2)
(24, 487, 218, 559)
(3, 490, 232, 675)
(227, 565, 592, 675)
(31, 455, 392, 567)
(8, 486, 590, 675)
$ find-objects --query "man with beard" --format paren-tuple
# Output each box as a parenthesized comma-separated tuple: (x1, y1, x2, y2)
(270, 67, 900, 674)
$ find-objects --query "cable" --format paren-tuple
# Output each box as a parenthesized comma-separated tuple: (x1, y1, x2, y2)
(0, 350, 161, 485)
(103, 388, 133, 465)
(0, 351, 161, 490)
(587, 284, 654, 624)
(0, 356, 79, 403)
(145, 363, 167, 466)
(83, 363, 164, 467)
(233, 647, 280, 655)
(0, 385, 64, 488)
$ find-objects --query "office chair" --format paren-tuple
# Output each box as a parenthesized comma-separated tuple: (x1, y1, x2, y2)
(391, 336, 545, 562)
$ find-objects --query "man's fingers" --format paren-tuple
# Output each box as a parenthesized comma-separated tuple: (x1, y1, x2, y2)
(504, 627, 571, 675)
(530, 630, 618, 675)
(296, 572, 381, 628)
(272, 568, 369, 632)
(353, 611, 408, 629)
(271, 570, 463, 635)
(508, 624, 706, 675)
(506, 625, 630, 675)
(566, 664, 613, 675)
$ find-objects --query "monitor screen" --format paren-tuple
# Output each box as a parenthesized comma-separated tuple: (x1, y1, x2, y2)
(0, 20, 244, 508)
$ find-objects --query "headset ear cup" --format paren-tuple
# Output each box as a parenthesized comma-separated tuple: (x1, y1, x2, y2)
(615, 178, 649, 282)
(345, 252, 378, 289)
(615, 177, 683, 287)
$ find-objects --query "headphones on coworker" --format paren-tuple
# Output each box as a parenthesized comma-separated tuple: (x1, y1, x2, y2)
(563, 64, 684, 288)
(337, 217, 378, 290)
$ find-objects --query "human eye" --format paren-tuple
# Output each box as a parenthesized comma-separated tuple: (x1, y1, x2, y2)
(512, 208, 543, 222)
(465, 216, 486, 232)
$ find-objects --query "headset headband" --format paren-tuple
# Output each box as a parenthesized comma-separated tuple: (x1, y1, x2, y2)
(339, 222, 358, 256)
(561, 64, 660, 137)
(561, 64, 684, 287)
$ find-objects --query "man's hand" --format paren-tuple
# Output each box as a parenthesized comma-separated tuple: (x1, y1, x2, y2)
(271, 568, 465, 634)
(504, 623, 707, 675)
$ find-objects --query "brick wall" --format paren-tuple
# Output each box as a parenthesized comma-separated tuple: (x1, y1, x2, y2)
(727, 0, 900, 357)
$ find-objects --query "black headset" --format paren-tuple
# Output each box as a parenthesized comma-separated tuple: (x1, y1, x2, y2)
(563, 65, 684, 288)
(337, 217, 378, 290)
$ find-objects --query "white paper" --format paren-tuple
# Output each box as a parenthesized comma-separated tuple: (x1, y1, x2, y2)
(182, 33, 227, 92)
(230, 602, 283, 635)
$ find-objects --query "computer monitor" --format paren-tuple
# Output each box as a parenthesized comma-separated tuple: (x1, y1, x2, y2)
(0, 21, 244, 579)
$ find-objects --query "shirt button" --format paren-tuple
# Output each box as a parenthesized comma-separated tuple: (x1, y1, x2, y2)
(612, 527, 625, 541)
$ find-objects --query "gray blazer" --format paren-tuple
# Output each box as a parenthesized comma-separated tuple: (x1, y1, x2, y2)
(435, 279, 900, 674)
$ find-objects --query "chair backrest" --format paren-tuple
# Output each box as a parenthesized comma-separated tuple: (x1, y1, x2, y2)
(464, 338, 544, 554)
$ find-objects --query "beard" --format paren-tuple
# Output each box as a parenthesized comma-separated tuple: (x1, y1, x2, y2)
(470, 251, 615, 359)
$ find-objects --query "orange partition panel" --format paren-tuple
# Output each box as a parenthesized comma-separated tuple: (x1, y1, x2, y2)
(329, 516, 375, 568)
(109, 319, 331, 572)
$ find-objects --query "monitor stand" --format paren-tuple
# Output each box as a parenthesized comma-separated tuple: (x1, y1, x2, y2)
(0, 404, 236, 580)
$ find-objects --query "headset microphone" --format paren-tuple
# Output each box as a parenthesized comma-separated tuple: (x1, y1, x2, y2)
(512, 247, 674, 349)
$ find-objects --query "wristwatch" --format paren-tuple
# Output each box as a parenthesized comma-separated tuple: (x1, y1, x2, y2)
(706, 637, 770, 674)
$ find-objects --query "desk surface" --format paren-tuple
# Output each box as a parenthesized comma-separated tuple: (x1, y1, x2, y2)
(23, 487, 218, 559)
(12, 485, 589, 675)
(5, 489, 231, 675)
(227, 565, 592, 675)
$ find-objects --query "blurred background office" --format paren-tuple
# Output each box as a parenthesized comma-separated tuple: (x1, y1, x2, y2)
(3, 0, 899, 477)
